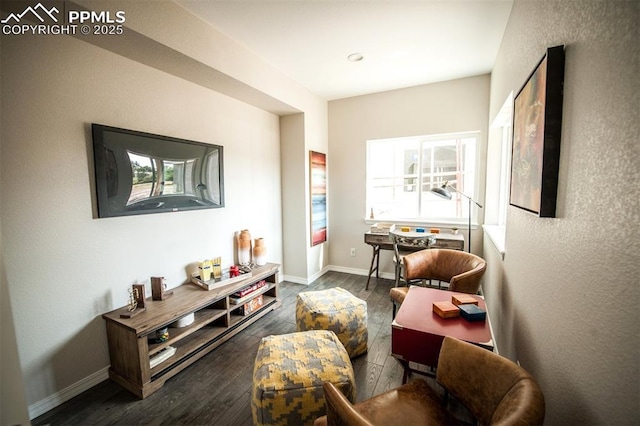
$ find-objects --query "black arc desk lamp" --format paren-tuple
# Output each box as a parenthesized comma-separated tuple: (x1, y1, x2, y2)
(430, 181, 483, 253)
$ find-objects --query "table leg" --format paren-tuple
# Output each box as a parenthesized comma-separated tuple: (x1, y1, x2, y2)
(400, 360, 410, 384)
(366, 245, 380, 290)
(397, 359, 436, 383)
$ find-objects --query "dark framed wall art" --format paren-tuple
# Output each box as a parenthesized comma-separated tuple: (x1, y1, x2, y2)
(510, 45, 565, 217)
(309, 151, 327, 246)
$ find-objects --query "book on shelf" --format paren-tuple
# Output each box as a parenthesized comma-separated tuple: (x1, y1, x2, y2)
(229, 281, 269, 305)
(149, 346, 176, 369)
(229, 284, 269, 305)
(238, 294, 264, 316)
(232, 280, 267, 298)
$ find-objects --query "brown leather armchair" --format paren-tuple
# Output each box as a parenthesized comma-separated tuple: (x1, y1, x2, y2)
(390, 248, 486, 317)
(314, 336, 545, 426)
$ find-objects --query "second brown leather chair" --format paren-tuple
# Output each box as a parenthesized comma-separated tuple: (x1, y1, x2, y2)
(314, 336, 545, 426)
(317, 378, 458, 426)
(390, 249, 486, 317)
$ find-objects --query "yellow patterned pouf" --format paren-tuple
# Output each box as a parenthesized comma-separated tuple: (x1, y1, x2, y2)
(251, 330, 356, 426)
(295, 287, 368, 358)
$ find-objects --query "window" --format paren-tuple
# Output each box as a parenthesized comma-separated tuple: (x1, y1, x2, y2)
(366, 131, 479, 224)
(497, 124, 512, 227)
(483, 92, 513, 256)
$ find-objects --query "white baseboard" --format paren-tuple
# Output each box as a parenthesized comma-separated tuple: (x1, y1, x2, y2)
(326, 265, 395, 281)
(29, 366, 109, 420)
(282, 265, 334, 285)
(281, 274, 311, 285)
(327, 265, 368, 276)
(283, 265, 395, 285)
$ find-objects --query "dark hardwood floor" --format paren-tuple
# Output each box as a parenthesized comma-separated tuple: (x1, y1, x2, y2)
(33, 272, 472, 425)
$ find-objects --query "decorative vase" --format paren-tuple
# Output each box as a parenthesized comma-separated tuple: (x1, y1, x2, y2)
(237, 229, 252, 265)
(253, 238, 266, 266)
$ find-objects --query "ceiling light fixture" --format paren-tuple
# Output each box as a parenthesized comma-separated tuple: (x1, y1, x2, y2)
(347, 53, 364, 62)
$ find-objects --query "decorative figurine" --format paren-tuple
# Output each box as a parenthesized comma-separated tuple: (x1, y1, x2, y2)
(229, 265, 240, 277)
(120, 284, 146, 318)
(148, 327, 169, 343)
(133, 284, 146, 309)
(127, 287, 138, 312)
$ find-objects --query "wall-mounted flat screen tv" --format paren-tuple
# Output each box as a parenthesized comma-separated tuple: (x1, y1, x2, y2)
(92, 124, 224, 218)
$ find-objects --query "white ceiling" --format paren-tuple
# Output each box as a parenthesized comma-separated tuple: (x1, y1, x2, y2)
(175, 1, 513, 101)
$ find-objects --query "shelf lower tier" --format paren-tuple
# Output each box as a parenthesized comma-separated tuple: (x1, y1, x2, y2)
(148, 306, 227, 357)
(150, 322, 228, 378)
(109, 297, 281, 399)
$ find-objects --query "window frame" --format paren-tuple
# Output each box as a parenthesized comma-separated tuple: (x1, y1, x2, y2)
(483, 92, 513, 257)
(366, 131, 481, 226)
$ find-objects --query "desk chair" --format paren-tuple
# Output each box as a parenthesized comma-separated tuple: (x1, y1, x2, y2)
(390, 230, 436, 289)
(390, 249, 486, 317)
(314, 336, 545, 426)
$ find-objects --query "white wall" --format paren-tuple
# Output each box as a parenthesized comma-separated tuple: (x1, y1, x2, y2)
(328, 75, 490, 275)
(0, 27, 30, 425)
(1, 230, 30, 426)
(483, 1, 639, 424)
(1, 31, 282, 412)
(280, 113, 308, 280)
(75, 0, 330, 284)
(1, 2, 328, 417)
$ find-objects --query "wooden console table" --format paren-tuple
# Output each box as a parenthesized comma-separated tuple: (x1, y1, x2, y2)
(102, 263, 280, 398)
(364, 231, 464, 289)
